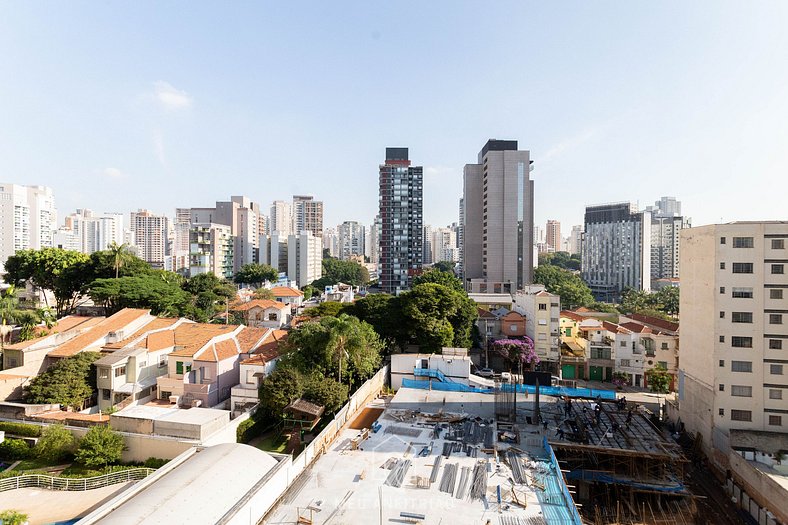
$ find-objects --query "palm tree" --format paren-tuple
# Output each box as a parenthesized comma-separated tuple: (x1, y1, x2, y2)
(108, 242, 129, 278)
(0, 285, 20, 347)
(325, 314, 356, 386)
(15, 310, 41, 342)
(35, 306, 56, 329)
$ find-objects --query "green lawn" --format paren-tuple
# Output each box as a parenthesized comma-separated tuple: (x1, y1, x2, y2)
(11, 458, 64, 472)
(254, 431, 288, 453)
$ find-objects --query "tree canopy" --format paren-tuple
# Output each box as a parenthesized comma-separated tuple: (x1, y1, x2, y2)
(619, 287, 679, 319)
(88, 275, 192, 317)
(25, 352, 100, 410)
(345, 293, 405, 350)
(74, 425, 125, 468)
(432, 261, 457, 273)
(538, 251, 581, 271)
(534, 265, 594, 308)
(311, 258, 369, 288)
(257, 367, 349, 421)
(398, 283, 477, 353)
(35, 423, 77, 463)
(646, 363, 672, 393)
(413, 268, 464, 292)
(234, 263, 278, 287)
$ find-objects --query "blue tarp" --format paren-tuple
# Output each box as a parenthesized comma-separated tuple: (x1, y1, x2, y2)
(400, 378, 616, 400)
(566, 470, 688, 494)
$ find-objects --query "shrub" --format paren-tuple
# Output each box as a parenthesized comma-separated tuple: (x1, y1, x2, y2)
(35, 424, 76, 463)
(0, 422, 42, 438)
(236, 418, 264, 443)
(143, 457, 169, 469)
(0, 510, 28, 525)
(0, 438, 33, 460)
(74, 425, 125, 468)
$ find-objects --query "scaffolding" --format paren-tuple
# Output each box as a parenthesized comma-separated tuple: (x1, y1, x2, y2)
(547, 398, 695, 524)
(494, 379, 516, 423)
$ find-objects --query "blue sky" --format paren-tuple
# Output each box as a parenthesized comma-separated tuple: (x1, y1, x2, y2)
(1, 2, 787, 233)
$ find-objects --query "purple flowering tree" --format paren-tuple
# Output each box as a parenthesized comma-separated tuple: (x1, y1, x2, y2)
(491, 337, 539, 374)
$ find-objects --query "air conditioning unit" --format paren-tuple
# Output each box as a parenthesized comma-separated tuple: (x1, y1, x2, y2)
(191, 400, 202, 408)
(168, 395, 179, 405)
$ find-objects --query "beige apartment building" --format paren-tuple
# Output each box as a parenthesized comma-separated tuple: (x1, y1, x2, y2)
(678, 222, 788, 462)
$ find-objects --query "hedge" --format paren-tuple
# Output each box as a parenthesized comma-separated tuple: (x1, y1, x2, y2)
(236, 419, 265, 443)
(0, 439, 33, 460)
(0, 422, 42, 438)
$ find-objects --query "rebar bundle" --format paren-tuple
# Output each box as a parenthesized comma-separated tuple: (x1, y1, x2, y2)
(439, 462, 459, 494)
(455, 465, 471, 499)
(470, 461, 488, 500)
(429, 455, 442, 483)
(507, 450, 526, 484)
(384, 459, 411, 488)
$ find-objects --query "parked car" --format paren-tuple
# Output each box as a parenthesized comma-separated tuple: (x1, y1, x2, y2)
(551, 375, 561, 385)
(475, 367, 495, 378)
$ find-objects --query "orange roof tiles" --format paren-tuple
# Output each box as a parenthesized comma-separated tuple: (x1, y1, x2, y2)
(4, 316, 101, 351)
(619, 322, 652, 334)
(477, 307, 496, 319)
(146, 330, 176, 352)
(626, 313, 679, 333)
(502, 311, 525, 321)
(232, 299, 288, 312)
(168, 323, 240, 358)
(103, 317, 181, 350)
(560, 310, 586, 322)
(48, 308, 151, 358)
(236, 327, 271, 353)
(241, 329, 288, 365)
(270, 286, 303, 297)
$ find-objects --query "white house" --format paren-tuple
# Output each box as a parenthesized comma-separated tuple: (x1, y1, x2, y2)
(390, 348, 471, 390)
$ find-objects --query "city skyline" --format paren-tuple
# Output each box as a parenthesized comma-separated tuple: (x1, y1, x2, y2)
(2, 3, 788, 231)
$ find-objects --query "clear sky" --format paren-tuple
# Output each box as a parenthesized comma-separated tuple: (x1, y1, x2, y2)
(2, 2, 787, 234)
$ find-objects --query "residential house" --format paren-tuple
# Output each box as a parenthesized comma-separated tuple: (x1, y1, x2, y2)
(231, 329, 288, 416)
(2, 316, 101, 371)
(270, 286, 304, 308)
(391, 348, 472, 390)
(513, 285, 561, 374)
(559, 311, 588, 380)
(322, 283, 355, 303)
(232, 300, 290, 328)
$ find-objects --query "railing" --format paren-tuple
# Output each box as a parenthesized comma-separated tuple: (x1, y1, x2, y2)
(413, 367, 452, 382)
(0, 468, 153, 493)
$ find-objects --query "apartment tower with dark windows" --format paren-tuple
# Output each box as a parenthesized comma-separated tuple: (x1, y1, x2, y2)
(378, 148, 423, 294)
(462, 139, 534, 293)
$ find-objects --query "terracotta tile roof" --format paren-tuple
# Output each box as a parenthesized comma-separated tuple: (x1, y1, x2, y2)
(211, 338, 241, 362)
(560, 310, 585, 322)
(232, 299, 288, 312)
(236, 327, 271, 353)
(535, 290, 553, 297)
(601, 321, 631, 334)
(146, 330, 177, 352)
(285, 398, 324, 417)
(103, 317, 181, 350)
(241, 329, 288, 365)
(168, 323, 241, 358)
(4, 316, 102, 351)
(270, 286, 303, 298)
(575, 307, 592, 313)
(48, 308, 151, 358)
(626, 313, 679, 334)
(477, 307, 496, 319)
(502, 311, 525, 321)
(619, 322, 652, 334)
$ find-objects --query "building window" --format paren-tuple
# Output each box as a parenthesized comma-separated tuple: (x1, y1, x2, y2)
(620, 359, 630, 367)
(731, 361, 752, 372)
(769, 314, 783, 325)
(770, 364, 784, 375)
(176, 361, 191, 375)
(719, 384, 725, 391)
(538, 303, 547, 311)
(719, 360, 725, 367)
(658, 361, 668, 369)
(661, 342, 669, 350)
(732, 263, 753, 273)
(732, 288, 753, 298)
(731, 336, 753, 348)
(770, 289, 784, 300)
(730, 410, 752, 422)
(769, 339, 783, 350)
(114, 366, 126, 377)
(99, 368, 109, 379)
(732, 312, 753, 323)
(720, 286, 725, 294)
(719, 408, 725, 416)
(720, 237, 726, 245)
(159, 354, 167, 367)
(620, 340, 626, 347)
(720, 311, 725, 319)
(768, 415, 782, 426)
(720, 262, 726, 270)
(719, 336, 725, 343)
(510, 324, 518, 332)
(772, 264, 785, 275)
(731, 385, 752, 397)
(772, 239, 785, 249)
(769, 389, 783, 400)
(732, 237, 754, 248)
(102, 389, 110, 400)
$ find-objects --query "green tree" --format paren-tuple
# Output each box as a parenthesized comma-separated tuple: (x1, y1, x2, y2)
(0, 285, 21, 347)
(398, 283, 477, 352)
(234, 263, 279, 287)
(107, 242, 131, 279)
(285, 314, 383, 387)
(35, 423, 77, 463)
(539, 251, 581, 271)
(253, 288, 275, 300)
(15, 309, 42, 342)
(413, 268, 464, 292)
(24, 352, 101, 409)
(74, 425, 125, 468)
(534, 265, 594, 308)
(88, 275, 192, 316)
(257, 366, 305, 419)
(0, 438, 33, 460)
(645, 363, 672, 394)
(312, 258, 369, 288)
(4, 248, 92, 315)
(302, 301, 350, 319)
(0, 510, 29, 525)
(432, 261, 457, 273)
(346, 293, 405, 350)
(301, 285, 317, 300)
(653, 286, 680, 317)
(303, 372, 348, 414)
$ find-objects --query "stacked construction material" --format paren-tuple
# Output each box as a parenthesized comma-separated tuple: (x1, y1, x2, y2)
(470, 461, 488, 500)
(439, 462, 459, 494)
(507, 450, 527, 485)
(384, 459, 411, 488)
(429, 455, 442, 483)
(455, 465, 472, 499)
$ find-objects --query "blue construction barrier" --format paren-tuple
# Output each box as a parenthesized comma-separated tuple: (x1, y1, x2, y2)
(543, 436, 585, 525)
(400, 377, 616, 400)
(413, 367, 454, 382)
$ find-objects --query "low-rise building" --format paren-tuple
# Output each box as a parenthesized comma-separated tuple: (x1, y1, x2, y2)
(513, 285, 561, 374)
(390, 348, 472, 390)
(232, 299, 291, 328)
(270, 286, 304, 308)
(231, 329, 288, 416)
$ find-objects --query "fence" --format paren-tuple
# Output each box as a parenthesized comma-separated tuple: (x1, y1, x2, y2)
(543, 436, 585, 525)
(400, 378, 617, 399)
(0, 468, 153, 493)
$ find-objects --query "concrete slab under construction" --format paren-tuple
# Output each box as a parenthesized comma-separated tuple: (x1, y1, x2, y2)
(264, 388, 582, 525)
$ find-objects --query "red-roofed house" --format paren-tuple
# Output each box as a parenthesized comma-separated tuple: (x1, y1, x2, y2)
(232, 300, 291, 329)
(231, 329, 288, 415)
(270, 286, 304, 308)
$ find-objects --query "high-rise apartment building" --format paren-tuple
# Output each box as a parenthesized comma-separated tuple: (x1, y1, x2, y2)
(259, 232, 322, 288)
(189, 223, 234, 279)
(293, 195, 323, 237)
(173, 208, 191, 253)
(338, 221, 365, 260)
(190, 196, 260, 274)
(678, 222, 788, 467)
(457, 199, 464, 278)
(270, 200, 293, 236)
(54, 209, 127, 255)
(0, 184, 57, 269)
(378, 148, 423, 294)
(431, 227, 457, 264)
(130, 209, 169, 269)
(546, 220, 561, 252)
(647, 196, 691, 287)
(422, 225, 434, 266)
(365, 216, 381, 265)
(462, 139, 534, 294)
(322, 227, 340, 258)
(568, 225, 583, 255)
(582, 203, 651, 301)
